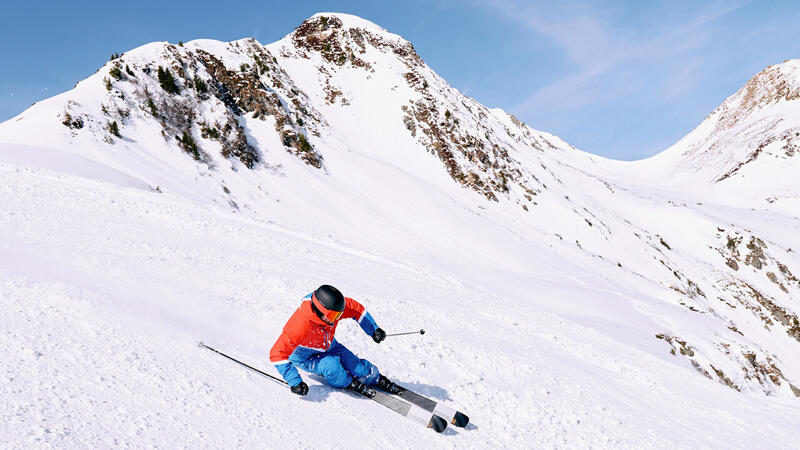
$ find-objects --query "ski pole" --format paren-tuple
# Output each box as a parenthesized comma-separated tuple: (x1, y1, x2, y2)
(385, 329, 425, 337)
(198, 341, 287, 386)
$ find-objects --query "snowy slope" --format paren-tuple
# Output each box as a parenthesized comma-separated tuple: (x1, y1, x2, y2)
(2, 12, 800, 448)
(3, 160, 800, 448)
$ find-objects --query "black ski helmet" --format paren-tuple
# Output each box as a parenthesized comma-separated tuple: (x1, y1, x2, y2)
(313, 285, 345, 312)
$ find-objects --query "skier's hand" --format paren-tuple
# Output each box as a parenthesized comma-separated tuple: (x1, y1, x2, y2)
(291, 381, 309, 396)
(372, 328, 386, 343)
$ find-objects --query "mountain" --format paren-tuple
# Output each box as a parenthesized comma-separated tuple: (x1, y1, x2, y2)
(0, 13, 585, 209)
(1, 12, 799, 447)
(630, 59, 800, 210)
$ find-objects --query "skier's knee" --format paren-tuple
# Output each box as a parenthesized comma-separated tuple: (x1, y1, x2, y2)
(317, 355, 342, 374)
(317, 356, 350, 388)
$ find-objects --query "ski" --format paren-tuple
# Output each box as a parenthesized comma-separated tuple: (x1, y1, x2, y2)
(199, 342, 447, 433)
(364, 390, 448, 433)
(387, 385, 469, 428)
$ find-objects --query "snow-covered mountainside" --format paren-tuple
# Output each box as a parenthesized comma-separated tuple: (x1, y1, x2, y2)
(1, 12, 799, 447)
(630, 60, 800, 210)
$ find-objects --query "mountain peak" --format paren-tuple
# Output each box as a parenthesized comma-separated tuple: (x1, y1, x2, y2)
(286, 12, 417, 67)
(290, 12, 408, 45)
(713, 58, 800, 131)
(303, 12, 396, 37)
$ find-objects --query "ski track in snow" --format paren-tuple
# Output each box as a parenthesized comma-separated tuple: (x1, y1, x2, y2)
(2, 164, 800, 448)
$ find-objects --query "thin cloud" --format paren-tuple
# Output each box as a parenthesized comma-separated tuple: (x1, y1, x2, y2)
(469, 0, 748, 115)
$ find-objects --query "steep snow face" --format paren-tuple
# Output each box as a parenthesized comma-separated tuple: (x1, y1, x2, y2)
(631, 60, 800, 209)
(1, 12, 800, 430)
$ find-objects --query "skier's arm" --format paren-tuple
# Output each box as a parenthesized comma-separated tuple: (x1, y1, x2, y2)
(342, 297, 380, 336)
(269, 333, 303, 386)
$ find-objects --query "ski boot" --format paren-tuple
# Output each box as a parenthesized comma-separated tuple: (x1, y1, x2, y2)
(376, 375, 403, 394)
(347, 378, 376, 398)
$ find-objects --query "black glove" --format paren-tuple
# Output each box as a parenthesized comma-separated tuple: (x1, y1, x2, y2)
(290, 381, 308, 396)
(372, 328, 386, 343)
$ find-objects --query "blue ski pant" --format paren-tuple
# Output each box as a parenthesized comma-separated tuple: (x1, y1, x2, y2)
(296, 341, 380, 388)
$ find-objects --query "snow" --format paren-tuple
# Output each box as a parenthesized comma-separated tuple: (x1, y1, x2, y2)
(2, 161, 800, 448)
(2, 13, 800, 448)
(0, 143, 149, 190)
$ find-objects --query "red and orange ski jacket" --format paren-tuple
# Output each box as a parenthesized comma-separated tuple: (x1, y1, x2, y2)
(269, 292, 379, 386)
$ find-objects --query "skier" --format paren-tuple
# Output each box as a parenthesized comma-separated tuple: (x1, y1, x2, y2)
(269, 285, 402, 397)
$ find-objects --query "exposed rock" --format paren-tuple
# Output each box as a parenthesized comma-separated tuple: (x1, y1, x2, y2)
(655, 333, 695, 357)
(716, 63, 800, 132)
(196, 49, 320, 168)
(219, 117, 259, 169)
(766, 272, 789, 293)
(710, 364, 741, 391)
(727, 279, 800, 342)
(61, 112, 84, 129)
(744, 237, 767, 269)
(777, 262, 799, 285)
(742, 351, 787, 386)
(292, 16, 373, 69)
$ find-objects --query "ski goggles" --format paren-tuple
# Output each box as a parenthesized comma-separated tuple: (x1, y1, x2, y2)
(312, 294, 344, 323)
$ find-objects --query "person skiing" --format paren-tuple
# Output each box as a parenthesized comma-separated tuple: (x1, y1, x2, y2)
(269, 285, 402, 397)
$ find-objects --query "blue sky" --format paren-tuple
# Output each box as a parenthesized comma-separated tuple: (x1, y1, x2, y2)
(2, 1, 799, 160)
